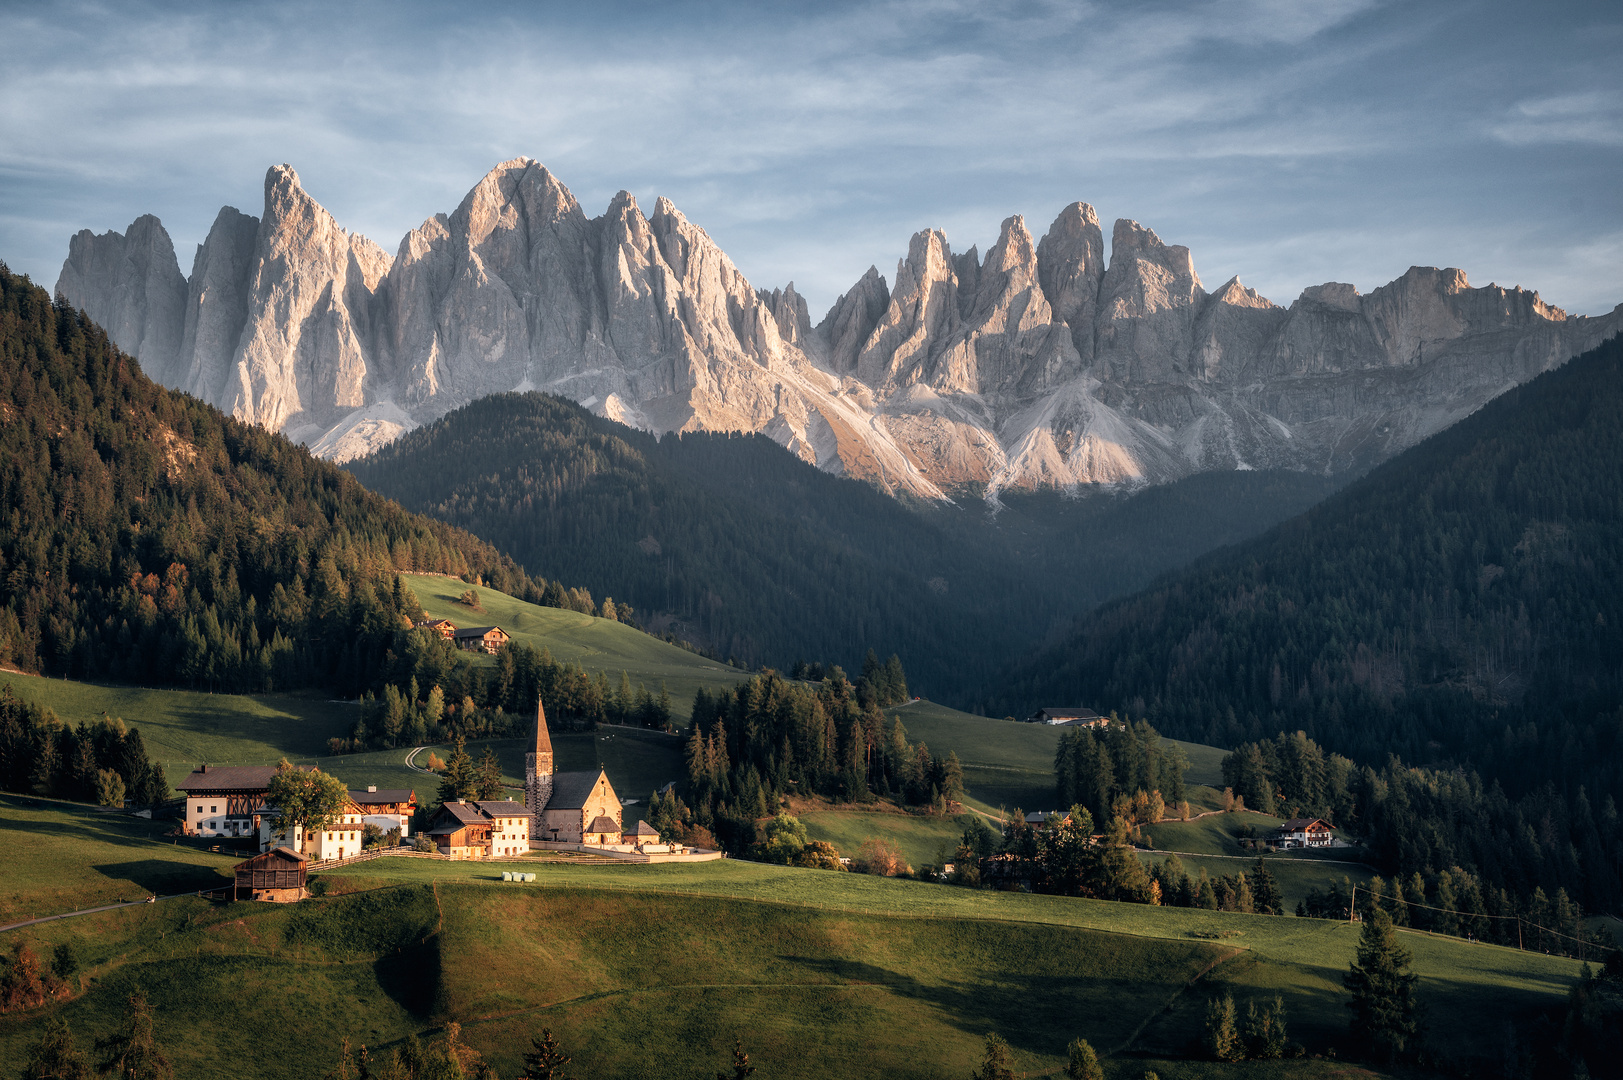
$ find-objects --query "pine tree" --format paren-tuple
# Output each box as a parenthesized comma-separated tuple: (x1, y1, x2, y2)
(475, 746, 506, 801)
(716, 1040, 756, 1080)
(970, 1033, 1017, 1080)
(438, 735, 476, 805)
(22, 1016, 90, 1080)
(1065, 1037, 1104, 1080)
(1204, 992, 1244, 1062)
(520, 1028, 574, 1080)
(1344, 907, 1421, 1062)
(1244, 995, 1287, 1059)
(95, 993, 172, 1080)
(1251, 857, 1282, 915)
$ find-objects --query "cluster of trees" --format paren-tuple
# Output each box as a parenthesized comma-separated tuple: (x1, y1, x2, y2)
(0, 267, 608, 700)
(432, 737, 509, 808)
(792, 650, 908, 709)
(968, 807, 1154, 903)
(1221, 728, 1623, 920)
(1053, 718, 1188, 824)
(0, 686, 169, 805)
(968, 1032, 1110, 1080)
(346, 390, 1335, 701)
(677, 670, 962, 852)
(345, 638, 676, 753)
(1148, 855, 1283, 915)
(1559, 953, 1623, 1074)
(1203, 993, 1293, 1063)
(16, 992, 170, 1080)
(1004, 337, 1623, 916)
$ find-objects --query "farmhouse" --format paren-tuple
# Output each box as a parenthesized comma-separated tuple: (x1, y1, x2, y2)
(1029, 707, 1107, 728)
(453, 625, 509, 654)
(233, 847, 307, 902)
(258, 795, 370, 861)
(349, 786, 416, 837)
(415, 618, 456, 639)
(426, 799, 532, 858)
(175, 764, 277, 838)
(1274, 817, 1334, 848)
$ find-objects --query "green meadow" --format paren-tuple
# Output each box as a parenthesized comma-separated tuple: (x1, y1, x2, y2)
(0, 798, 1587, 1080)
(798, 810, 969, 870)
(402, 572, 748, 720)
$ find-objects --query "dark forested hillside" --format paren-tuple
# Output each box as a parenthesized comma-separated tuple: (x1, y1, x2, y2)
(1003, 335, 1623, 909)
(0, 266, 564, 695)
(346, 392, 1338, 701)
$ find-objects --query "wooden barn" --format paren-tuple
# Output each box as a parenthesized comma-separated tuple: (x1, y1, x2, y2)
(234, 847, 308, 902)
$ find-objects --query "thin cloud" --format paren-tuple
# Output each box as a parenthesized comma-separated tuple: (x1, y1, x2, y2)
(1, 0, 1619, 316)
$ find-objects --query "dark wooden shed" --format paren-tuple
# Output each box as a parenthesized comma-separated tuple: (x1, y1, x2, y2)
(233, 846, 308, 902)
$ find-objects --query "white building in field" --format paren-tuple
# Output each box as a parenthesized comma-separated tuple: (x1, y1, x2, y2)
(258, 796, 370, 861)
(175, 764, 277, 839)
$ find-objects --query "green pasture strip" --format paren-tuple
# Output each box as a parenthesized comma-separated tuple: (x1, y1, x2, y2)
(433, 883, 1224, 1080)
(326, 857, 1583, 987)
(1143, 811, 1289, 855)
(0, 888, 435, 1080)
(0, 795, 237, 923)
(798, 810, 968, 869)
(1136, 850, 1378, 913)
(403, 573, 747, 720)
(0, 672, 355, 772)
(889, 700, 1229, 801)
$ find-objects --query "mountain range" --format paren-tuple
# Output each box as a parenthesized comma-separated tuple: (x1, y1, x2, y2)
(54, 159, 1623, 499)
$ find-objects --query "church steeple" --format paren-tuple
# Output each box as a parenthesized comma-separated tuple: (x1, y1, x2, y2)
(525, 697, 554, 840)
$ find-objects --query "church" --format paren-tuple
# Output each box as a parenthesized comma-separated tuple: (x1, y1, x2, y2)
(525, 698, 625, 845)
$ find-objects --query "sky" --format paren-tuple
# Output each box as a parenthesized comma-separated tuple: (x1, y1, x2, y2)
(1, 0, 1620, 318)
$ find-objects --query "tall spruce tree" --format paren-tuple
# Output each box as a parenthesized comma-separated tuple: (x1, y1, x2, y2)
(1344, 907, 1422, 1062)
(438, 735, 477, 805)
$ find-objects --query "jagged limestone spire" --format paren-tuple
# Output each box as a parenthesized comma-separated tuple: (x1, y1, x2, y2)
(525, 697, 554, 840)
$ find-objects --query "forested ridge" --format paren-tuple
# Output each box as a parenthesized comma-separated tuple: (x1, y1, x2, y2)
(1013, 335, 1623, 910)
(0, 266, 579, 695)
(346, 391, 1338, 701)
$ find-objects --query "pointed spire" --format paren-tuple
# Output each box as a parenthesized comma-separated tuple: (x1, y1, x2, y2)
(532, 698, 552, 756)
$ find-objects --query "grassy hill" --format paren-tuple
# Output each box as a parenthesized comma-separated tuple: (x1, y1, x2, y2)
(892, 700, 1227, 813)
(402, 572, 747, 721)
(0, 798, 1588, 1080)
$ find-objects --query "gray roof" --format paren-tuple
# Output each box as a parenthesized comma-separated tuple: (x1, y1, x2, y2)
(631, 820, 659, 836)
(349, 789, 415, 805)
(546, 770, 609, 811)
(586, 815, 619, 834)
(436, 801, 487, 825)
(472, 800, 528, 817)
(453, 625, 504, 638)
(176, 765, 279, 792)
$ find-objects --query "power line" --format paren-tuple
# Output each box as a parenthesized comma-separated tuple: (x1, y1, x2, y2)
(1349, 884, 1602, 957)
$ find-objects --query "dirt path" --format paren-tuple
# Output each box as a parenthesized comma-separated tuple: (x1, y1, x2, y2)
(0, 894, 186, 934)
(1112, 947, 1246, 1056)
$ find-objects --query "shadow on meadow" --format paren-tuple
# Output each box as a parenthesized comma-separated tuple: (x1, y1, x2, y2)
(92, 859, 230, 895)
(781, 952, 1191, 1060)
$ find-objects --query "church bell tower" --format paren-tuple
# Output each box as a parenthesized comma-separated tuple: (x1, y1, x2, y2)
(525, 697, 554, 841)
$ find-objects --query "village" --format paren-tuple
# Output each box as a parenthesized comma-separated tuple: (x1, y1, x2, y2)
(178, 699, 719, 903)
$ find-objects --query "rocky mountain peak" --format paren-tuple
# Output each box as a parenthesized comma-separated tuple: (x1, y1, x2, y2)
(1210, 276, 1278, 310)
(54, 158, 1623, 498)
(55, 213, 187, 385)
